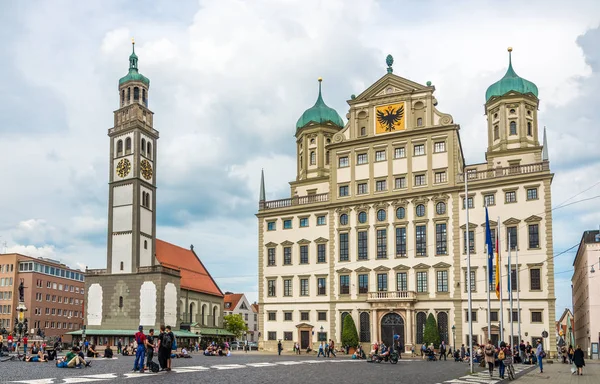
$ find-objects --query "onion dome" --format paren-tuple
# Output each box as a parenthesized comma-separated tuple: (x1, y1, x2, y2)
(296, 78, 344, 131)
(485, 48, 538, 102)
(119, 39, 150, 86)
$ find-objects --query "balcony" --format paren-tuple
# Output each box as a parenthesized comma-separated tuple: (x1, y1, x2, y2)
(260, 192, 329, 210)
(458, 161, 550, 183)
(84, 266, 180, 277)
(367, 291, 417, 302)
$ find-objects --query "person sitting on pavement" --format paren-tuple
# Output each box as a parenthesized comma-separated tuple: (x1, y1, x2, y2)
(104, 346, 114, 358)
(176, 347, 192, 358)
(57, 347, 90, 368)
(25, 351, 48, 362)
(87, 344, 99, 358)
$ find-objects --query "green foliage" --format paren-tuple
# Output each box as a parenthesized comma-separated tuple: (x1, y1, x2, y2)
(341, 314, 359, 347)
(423, 313, 441, 347)
(223, 314, 248, 339)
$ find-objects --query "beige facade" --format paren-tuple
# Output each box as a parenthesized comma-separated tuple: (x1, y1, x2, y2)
(257, 57, 555, 354)
(572, 230, 600, 358)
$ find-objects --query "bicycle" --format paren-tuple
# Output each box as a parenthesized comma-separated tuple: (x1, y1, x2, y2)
(503, 358, 515, 380)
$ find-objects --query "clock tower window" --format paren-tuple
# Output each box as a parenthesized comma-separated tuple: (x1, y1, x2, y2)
(144, 240, 148, 249)
(147, 143, 152, 159)
(121, 90, 125, 107)
(509, 121, 517, 135)
(134, 87, 140, 102)
(117, 140, 123, 156)
(141, 138, 146, 154)
(125, 137, 132, 154)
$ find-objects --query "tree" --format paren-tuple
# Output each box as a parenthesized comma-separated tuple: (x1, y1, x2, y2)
(341, 314, 359, 347)
(423, 313, 441, 347)
(223, 314, 248, 339)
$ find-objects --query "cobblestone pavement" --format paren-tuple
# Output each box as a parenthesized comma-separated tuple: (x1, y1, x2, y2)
(1, 353, 536, 384)
(513, 360, 599, 383)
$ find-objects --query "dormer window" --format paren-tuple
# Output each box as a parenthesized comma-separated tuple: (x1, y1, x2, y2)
(527, 122, 532, 136)
(310, 138, 315, 145)
(417, 118, 423, 126)
(509, 108, 516, 114)
(509, 121, 517, 135)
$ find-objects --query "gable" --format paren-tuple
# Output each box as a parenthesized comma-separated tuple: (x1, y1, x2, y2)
(351, 73, 430, 104)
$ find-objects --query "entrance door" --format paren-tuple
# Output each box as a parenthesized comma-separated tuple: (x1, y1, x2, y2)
(300, 331, 310, 349)
(380, 313, 405, 349)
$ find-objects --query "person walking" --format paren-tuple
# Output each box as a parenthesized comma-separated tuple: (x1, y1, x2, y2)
(277, 340, 282, 356)
(497, 342, 510, 379)
(329, 339, 336, 357)
(484, 340, 496, 378)
(535, 339, 545, 373)
(117, 339, 122, 355)
(317, 342, 325, 357)
(23, 335, 28, 356)
(573, 345, 585, 375)
(440, 341, 447, 361)
(568, 344, 574, 365)
(133, 326, 146, 373)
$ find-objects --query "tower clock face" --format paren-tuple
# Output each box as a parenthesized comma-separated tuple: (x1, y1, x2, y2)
(140, 159, 153, 180)
(116, 159, 131, 178)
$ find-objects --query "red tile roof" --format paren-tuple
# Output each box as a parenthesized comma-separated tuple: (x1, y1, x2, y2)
(155, 239, 223, 297)
(251, 303, 259, 313)
(224, 293, 243, 311)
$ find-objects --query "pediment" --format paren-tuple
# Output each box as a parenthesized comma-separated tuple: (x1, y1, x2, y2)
(524, 215, 542, 223)
(373, 265, 391, 272)
(480, 220, 498, 228)
(295, 322, 314, 329)
(355, 266, 372, 273)
(460, 222, 478, 230)
(432, 262, 452, 269)
(297, 239, 311, 245)
(502, 217, 521, 225)
(393, 264, 410, 271)
(336, 267, 353, 273)
(265, 242, 278, 248)
(413, 263, 431, 269)
(280, 240, 294, 246)
(314, 237, 329, 244)
(351, 73, 430, 103)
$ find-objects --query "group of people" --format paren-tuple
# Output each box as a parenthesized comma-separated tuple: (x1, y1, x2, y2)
(203, 343, 231, 356)
(130, 324, 176, 373)
(558, 344, 586, 375)
(316, 340, 337, 358)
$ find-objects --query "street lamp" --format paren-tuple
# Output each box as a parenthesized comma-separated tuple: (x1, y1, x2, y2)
(452, 325, 456, 352)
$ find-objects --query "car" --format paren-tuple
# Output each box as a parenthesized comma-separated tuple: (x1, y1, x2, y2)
(229, 341, 241, 350)
(248, 342, 258, 350)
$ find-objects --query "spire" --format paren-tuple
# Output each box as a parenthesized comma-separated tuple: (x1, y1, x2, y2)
(259, 169, 266, 202)
(315, 77, 324, 106)
(542, 126, 549, 161)
(386, 54, 394, 74)
(506, 47, 516, 77)
(129, 37, 138, 70)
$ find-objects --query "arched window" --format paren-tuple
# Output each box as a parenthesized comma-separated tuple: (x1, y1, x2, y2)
(417, 117, 423, 126)
(141, 138, 146, 154)
(189, 303, 195, 323)
(144, 240, 148, 249)
(121, 90, 125, 106)
(437, 312, 449, 344)
(134, 87, 140, 101)
(146, 193, 151, 208)
(310, 138, 315, 145)
(494, 125, 499, 140)
(127, 87, 131, 102)
(360, 127, 366, 136)
(340, 312, 349, 340)
(213, 306, 218, 326)
(119, 261, 124, 271)
(416, 312, 427, 344)
(509, 121, 517, 135)
(125, 137, 132, 153)
(117, 140, 123, 156)
(147, 143, 152, 159)
(436, 202, 446, 215)
(527, 122, 532, 136)
(201, 305, 206, 326)
(360, 312, 371, 342)
(142, 89, 147, 106)
(310, 151, 316, 165)
(396, 207, 405, 219)
(119, 296, 123, 308)
(142, 192, 146, 207)
(325, 151, 330, 165)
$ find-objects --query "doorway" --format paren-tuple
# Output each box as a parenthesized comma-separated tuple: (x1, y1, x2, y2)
(380, 313, 405, 349)
(300, 331, 310, 349)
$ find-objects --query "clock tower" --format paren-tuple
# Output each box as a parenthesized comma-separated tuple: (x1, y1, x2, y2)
(107, 39, 158, 274)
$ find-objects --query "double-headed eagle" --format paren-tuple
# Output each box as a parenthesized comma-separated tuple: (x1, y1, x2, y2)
(376, 105, 404, 132)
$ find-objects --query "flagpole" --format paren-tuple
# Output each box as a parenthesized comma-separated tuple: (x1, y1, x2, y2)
(485, 205, 491, 344)
(498, 217, 504, 347)
(516, 246, 521, 346)
(465, 172, 473, 374)
(509, 235, 514, 351)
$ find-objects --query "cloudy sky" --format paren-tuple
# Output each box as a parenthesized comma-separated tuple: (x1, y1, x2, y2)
(1, 0, 599, 318)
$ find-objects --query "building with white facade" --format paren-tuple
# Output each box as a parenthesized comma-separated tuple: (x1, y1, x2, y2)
(256, 50, 556, 354)
(223, 292, 257, 342)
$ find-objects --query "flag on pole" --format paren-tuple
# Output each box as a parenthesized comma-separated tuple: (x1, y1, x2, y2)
(495, 229, 501, 300)
(485, 207, 493, 285)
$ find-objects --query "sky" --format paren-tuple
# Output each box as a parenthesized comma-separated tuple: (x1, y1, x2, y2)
(1, 0, 599, 319)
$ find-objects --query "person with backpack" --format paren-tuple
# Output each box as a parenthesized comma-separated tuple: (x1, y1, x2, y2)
(145, 329, 158, 372)
(484, 340, 496, 378)
(497, 342, 510, 379)
(133, 326, 147, 373)
(158, 325, 174, 372)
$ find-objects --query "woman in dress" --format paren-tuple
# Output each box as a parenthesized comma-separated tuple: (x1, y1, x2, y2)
(573, 345, 585, 376)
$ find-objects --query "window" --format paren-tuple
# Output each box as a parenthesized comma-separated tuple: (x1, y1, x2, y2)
(317, 216, 326, 225)
(125, 137, 132, 153)
(377, 273, 388, 292)
(463, 230, 475, 253)
(267, 248, 276, 266)
(375, 180, 387, 192)
(436, 202, 446, 215)
(528, 224, 539, 248)
(416, 271, 428, 292)
(268, 312, 277, 321)
(268, 280, 276, 297)
(394, 177, 406, 189)
(317, 244, 326, 263)
(376, 229, 387, 259)
(414, 144, 425, 156)
(358, 274, 369, 294)
(416, 225, 427, 256)
(416, 204, 425, 217)
(509, 310, 519, 322)
(530, 268, 541, 290)
(340, 275, 350, 294)
(268, 331, 277, 340)
(339, 185, 349, 197)
(357, 153, 368, 165)
(490, 311, 498, 322)
(283, 247, 292, 265)
(531, 311, 542, 323)
(434, 141, 446, 153)
(507, 226, 517, 250)
(301, 312, 309, 321)
(299, 217, 308, 227)
(527, 122, 532, 136)
(299, 245, 308, 264)
(360, 312, 371, 343)
(416, 312, 427, 344)
(415, 174, 426, 186)
(310, 151, 316, 165)
(120, 262, 124, 271)
(283, 279, 292, 297)
(437, 270, 448, 292)
(339, 213, 348, 225)
(318, 332, 328, 342)
(434, 171, 447, 184)
(465, 310, 477, 322)
(375, 150, 386, 161)
(318, 311, 327, 321)
(436, 223, 447, 255)
(505, 191, 516, 203)
(357, 183, 368, 195)
(338, 156, 349, 168)
(300, 279, 309, 296)
(144, 240, 148, 249)
(325, 151, 330, 165)
(526, 188, 538, 200)
(464, 270, 476, 292)
(494, 125, 499, 140)
(484, 194, 495, 207)
(358, 231, 368, 260)
(396, 272, 407, 291)
(377, 209, 386, 221)
(358, 211, 367, 223)
(117, 140, 123, 155)
(396, 207, 405, 219)
(510, 267, 518, 291)
(147, 143, 152, 158)
(394, 147, 405, 158)
(360, 127, 366, 136)
(283, 331, 293, 341)
(463, 197, 474, 209)
(509, 121, 517, 135)
(396, 227, 407, 257)
(283, 219, 292, 229)
(317, 277, 326, 295)
(339, 233, 349, 261)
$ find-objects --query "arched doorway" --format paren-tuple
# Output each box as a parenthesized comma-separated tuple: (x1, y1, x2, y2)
(380, 312, 405, 349)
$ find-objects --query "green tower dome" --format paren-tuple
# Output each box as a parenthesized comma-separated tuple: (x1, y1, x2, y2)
(296, 78, 344, 131)
(485, 48, 537, 102)
(119, 40, 150, 86)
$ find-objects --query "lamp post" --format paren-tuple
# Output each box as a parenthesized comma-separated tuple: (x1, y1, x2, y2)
(452, 325, 456, 352)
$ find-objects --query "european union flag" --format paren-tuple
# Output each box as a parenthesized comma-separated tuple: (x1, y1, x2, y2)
(485, 207, 493, 284)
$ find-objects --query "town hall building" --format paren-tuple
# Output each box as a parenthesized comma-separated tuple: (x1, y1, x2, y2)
(257, 50, 556, 354)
